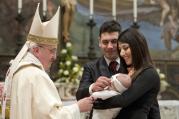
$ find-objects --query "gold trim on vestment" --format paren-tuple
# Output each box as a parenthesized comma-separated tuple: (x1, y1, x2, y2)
(27, 34, 58, 45)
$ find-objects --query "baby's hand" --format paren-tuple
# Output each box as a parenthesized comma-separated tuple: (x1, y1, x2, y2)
(127, 67, 135, 77)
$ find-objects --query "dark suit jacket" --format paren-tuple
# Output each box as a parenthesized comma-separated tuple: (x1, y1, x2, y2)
(76, 57, 161, 119)
(76, 57, 126, 99)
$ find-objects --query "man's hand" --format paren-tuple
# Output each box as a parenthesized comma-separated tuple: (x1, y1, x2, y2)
(92, 76, 111, 92)
(77, 96, 94, 112)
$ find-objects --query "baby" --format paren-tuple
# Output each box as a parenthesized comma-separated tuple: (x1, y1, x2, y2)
(91, 73, 132, 119)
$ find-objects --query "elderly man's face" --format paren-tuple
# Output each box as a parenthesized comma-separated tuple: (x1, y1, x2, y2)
(37, 44, 57, 71)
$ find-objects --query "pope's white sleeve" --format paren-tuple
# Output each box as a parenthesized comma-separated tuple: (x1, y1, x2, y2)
(32, 70, 81, 119)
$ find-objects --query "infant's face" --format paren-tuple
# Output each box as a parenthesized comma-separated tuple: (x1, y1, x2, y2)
(113, 73, 132, 89)
(116, 74, 130, 81)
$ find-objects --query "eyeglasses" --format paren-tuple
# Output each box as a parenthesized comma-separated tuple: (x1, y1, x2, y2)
(38, 45, 57, 54)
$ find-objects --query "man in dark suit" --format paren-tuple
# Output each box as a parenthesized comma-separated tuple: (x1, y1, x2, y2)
(76, 20, 126, 118)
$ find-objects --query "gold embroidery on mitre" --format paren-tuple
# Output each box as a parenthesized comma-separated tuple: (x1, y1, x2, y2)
(27, 34, 58, 45)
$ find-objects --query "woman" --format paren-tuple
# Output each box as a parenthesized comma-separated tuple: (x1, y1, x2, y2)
(94, 28, 161, 119)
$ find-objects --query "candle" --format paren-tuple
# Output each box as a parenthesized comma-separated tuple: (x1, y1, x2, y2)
(43, 0, 47, 16)
(18, 0, 22, 14)
(112, 0, 116, 20)
(89, 0, 94, 19)
(133, 0, 137, 22)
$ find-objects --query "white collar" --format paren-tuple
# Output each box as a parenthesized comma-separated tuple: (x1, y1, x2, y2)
(104, 56, 120, 66)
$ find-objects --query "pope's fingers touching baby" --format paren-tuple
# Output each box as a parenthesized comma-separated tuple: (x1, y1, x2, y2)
(77, 96, 95, 112)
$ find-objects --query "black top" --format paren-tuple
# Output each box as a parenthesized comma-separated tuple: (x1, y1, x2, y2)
(76, 57, 161, 119)
(93, 67, 160, 119)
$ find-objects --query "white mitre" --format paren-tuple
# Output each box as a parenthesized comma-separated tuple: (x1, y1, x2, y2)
(2, 3, 60, 119)
(27, 3, 59, 45)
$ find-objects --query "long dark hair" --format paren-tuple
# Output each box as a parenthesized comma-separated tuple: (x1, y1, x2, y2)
(117, 28, 153, 78)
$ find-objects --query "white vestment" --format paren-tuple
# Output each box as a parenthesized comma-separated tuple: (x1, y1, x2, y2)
(10, 52, 80, 119)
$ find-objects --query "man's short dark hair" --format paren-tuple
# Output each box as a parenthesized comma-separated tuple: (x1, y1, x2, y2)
(99, 20, 121, 37)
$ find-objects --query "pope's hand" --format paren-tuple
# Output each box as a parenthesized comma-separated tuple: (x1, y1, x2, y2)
(77, 96, 94, 112)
